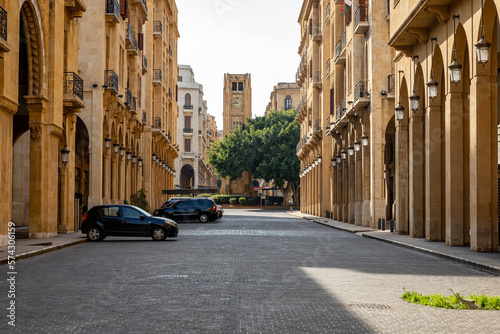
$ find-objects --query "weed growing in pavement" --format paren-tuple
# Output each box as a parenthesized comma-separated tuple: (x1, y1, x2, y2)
(401, 288, 500, 310)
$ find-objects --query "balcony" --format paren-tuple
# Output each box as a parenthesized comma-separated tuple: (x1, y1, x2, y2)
(336, 98, 347, 122)
(183, 105, 193, 110)
(153, 69, 162, 86)
(104, 70, 119, 94)
(0, 6, 10, 53)
(63, 72, 85, 108)
(142, 55, 147, 74)
(324, 3, 330, 26)
(152, 117, 161, 129)
(132, 0, 148, 18)
(168, 45, 172, 59)
(325, 59, 330, 79)
(325, 115, 335, 135)
(105, 0, 120, 24)
(387, 74, 396, 98)
(168, 88, 172, 101)
(313, 72, 322, 89)
(126, 23, 138, 55)
(296, 67, 303, 86)
(125, 88, 132, 107)
(142, 110, 146, 124)
(153, 21, 162, 38)
(354, 80, 370, 108)
(334, 32, 346, 64)
(354, 4, 369, 35)
(313, 23, 322, 42)
(313, 119, 321, 134)
(183, 128, 193, 134)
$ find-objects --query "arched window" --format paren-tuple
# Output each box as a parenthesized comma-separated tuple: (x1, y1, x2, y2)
(185, 93, 191, 107)
(285, 95, 292, 110)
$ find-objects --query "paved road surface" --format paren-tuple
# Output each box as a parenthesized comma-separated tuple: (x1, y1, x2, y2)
(0, 209, 498, 333)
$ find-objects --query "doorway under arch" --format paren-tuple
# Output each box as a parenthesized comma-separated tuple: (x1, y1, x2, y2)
(180, 164, 194, 188)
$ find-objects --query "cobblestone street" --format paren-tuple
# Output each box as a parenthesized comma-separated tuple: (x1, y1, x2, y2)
(1, 209, 499, 333)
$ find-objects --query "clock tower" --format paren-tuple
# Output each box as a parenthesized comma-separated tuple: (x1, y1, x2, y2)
(223, 73, 252, 137)
(222, 73, 254, 195)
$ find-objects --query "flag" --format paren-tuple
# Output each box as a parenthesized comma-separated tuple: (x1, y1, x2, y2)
(343, 0, 352, 15)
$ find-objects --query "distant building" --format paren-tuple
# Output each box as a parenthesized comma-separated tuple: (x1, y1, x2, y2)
(265, 82, 300, 116)
(176, 65, 218, 189)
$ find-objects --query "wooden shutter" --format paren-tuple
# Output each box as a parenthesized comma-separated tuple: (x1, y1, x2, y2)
(120, 0, 128, 19)
(138, 33, 144, 50)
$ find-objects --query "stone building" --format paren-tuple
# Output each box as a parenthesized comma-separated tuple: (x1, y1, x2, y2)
(221, 73, 254, 195)
(77, 0, 179, 214)
(265, 82, 301, 116)
(296, 0, 499, 252)
(0, 0, 87, 245)
(175, 65, 217, 189)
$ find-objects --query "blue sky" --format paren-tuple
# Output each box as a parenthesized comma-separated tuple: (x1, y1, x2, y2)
(177, 0, 303, 129)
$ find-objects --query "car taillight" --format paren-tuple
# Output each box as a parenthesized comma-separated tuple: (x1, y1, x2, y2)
(213, 206, 217, 212)
(82, 212, 88, 223)
(153, 210, 158, 216)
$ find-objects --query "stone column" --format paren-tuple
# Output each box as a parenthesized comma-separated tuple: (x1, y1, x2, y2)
(119, 155, 125, 202)
(59, 112, 77, 233)
(362, 143, 371, 227)
(103, 150, 110, 203)
(409, 114, 425, 238)
(469, 75, 499, 251)
(111, 154, 118, 203)
(445, 92, 464, 245)
(425, 105, 443, 240)
(395, 122, 409, 234)
(355, 137, 363, 226)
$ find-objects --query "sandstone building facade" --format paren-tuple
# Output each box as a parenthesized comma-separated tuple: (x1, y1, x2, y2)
(0, 0, 179, 246)
(265, 82, 301, 116)
(175, 65, 217, 189)
(221, 73, 254, 195)
(296, 0, 499, 252)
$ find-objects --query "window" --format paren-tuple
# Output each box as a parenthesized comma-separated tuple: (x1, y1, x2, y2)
(238, 82, 243, 91)
(185, 93, 191, 105)
(285, 96, 292, 110)
(98, 206, 120, 217)
(122, 207, 142, 219)
(185, 115, 191, 129)
(232, 82, 237, 91)
(185, 138, 191, 152)
(178, 76, 183, 82)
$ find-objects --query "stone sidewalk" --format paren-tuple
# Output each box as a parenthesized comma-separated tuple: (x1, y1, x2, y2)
(0, 232, 86, 265)
(289, 211, 500, 276)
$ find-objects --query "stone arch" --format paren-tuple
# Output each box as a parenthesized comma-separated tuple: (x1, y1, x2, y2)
(384, 115, 396, 222)
(180, 164, 194, 189)
(20, 0, 46, 97)
(75, 117, 90, 219)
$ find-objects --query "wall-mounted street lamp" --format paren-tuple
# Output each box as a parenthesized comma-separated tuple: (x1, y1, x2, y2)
(409, 55, 420, 113)
(475, 0, 491, 67)
(113, 141, 120, 154)
(105, 136, 112, 150)
(361, 133, 369, 147)
(120, 145, 126, 157)
(60, 146, 70, 164)
(395, 102, 405, 122)
(354, 140, 361, 152)
(126, 150, 132, 161)
(336, 154, 342, 164)
(138, 157, 143, 168)
(331, 158, 336, 167)
(347, 145, 354, 156)
(449, 15, 463, 85)
(132, 154, 137, 164)
(341, 149, 347, 160)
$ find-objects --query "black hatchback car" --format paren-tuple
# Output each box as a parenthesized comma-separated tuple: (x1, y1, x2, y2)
(153, 198, 218, 223)
(81, 205, 178, 241)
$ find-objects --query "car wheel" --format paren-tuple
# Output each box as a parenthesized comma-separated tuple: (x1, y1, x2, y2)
(151, 227, 166, 241)
(87, 227, 104, 242)
(199, 213, 209, 223)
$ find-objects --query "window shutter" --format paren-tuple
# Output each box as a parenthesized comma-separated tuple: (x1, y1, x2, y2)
(120, 0, 128, 19)
(138, 33, 144, 50)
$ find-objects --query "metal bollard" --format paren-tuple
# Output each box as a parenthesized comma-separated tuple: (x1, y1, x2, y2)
(390, 220, 395, 233)
(382, 219, 386, 231)
(378, 218, 381, 229)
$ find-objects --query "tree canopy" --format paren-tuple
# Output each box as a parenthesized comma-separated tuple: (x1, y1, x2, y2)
(208, 109, 300, 202)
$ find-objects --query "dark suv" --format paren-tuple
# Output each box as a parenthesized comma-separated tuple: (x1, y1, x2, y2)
(81, 205, 178, 241)
(153, 198, 218, 223)
(161, 197, 223, 219)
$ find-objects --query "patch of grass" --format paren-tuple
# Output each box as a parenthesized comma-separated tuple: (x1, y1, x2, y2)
(401, 289, 500, 310)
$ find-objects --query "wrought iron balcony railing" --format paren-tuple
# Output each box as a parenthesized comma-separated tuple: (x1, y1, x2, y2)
(354, 80, 370, 102)
(313, 71, 322, 88)
(126, 23, 137, 53)
(388, 74, 395, 94)
(130, 97, 137, 112)
(152, 117, 161, 129)
(168, 88, 172, 100)
(313, 23, 322, 41)
(105, 0, 120, 23)
(153, 21, 162, 37)
(335, 31, 346, 60)
(125, 88, 132, 107)
(325, 3, 330, 25)
(104, 70, 119, 93)
(354, 4, 369, 33)
(64, 72, 84, 100)
(142, 55, 147, 73)
(183, 128, 193, 133)
(326, 59, 330, 78)
(0, 6, 7, 42)
(153, 69, 162, 85)
(184, 105, 193, 110)
(336, 98, 347, 121)
(142, 110, 146, 124)
(313, 119, 321, 134)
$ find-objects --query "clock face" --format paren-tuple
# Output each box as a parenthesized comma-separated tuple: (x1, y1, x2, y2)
(231, 97, 244, 109)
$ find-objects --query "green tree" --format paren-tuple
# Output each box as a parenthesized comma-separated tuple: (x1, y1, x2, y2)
(130, 188, 150, 213)
(208, 109, 300, 204)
